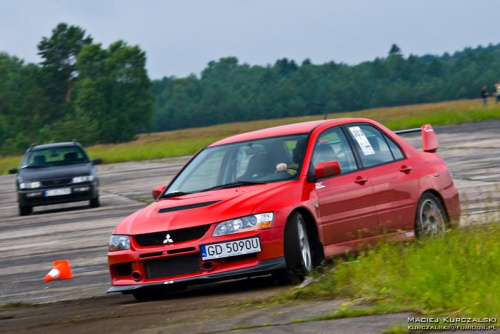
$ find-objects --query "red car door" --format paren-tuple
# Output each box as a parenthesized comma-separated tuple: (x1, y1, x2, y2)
(311, 127, 378, 249)
(345, 124, 419, 235)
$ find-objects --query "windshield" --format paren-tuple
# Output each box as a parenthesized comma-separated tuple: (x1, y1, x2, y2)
(21, 146, 90, 168)
(164, 134, 309, 196)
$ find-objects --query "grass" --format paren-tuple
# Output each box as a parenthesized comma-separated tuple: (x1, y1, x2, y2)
(1, 98, 500, 174)
(276, 222, 500, 318)
(0, 301, 36, 309)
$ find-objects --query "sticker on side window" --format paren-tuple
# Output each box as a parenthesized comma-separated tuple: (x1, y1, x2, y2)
(348, 126, 375, 156)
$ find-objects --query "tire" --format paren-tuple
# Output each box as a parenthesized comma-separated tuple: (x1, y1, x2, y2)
(284, 212, 313, 280)
(19, 205, 32, 216)
(90, 195, 100, 208)
(415, 193, 447, 238)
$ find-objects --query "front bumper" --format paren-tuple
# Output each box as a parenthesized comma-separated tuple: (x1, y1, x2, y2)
(18, 182, 98, 207)
(107, 257, 286, 293)
(108, 225, 286, 292)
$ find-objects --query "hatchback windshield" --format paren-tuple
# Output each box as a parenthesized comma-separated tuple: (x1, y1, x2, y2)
(21, 146, 90, 168)
(164, 134, 309, 196)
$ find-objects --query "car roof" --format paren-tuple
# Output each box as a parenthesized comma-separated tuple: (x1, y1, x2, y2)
(209, 118, 371, 146)
(30, 142, 82, 151)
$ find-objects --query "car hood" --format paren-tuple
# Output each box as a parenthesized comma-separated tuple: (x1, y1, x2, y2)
(19, 163, 93, 182)
(114, 182, 292, 235)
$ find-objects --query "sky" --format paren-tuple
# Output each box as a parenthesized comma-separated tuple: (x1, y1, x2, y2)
(0, 0, 497, 79)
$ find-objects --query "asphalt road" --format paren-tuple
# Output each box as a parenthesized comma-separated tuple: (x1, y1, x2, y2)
(0, 120, 498, 333)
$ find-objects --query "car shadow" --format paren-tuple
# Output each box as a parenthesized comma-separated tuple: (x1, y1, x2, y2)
(33, 203, 97, 215)
(122, 275, 291, 304)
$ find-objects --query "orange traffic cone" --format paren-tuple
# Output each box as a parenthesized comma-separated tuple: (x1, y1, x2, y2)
(43, 260, 74, 282)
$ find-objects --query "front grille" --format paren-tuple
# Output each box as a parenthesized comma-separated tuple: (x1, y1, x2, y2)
(145, 253, 200, 279)
(134, 225, 211, 247)
(41, 178, 73, 186)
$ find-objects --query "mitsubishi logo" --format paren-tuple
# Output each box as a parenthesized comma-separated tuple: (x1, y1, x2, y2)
(163, 234, 174, 244)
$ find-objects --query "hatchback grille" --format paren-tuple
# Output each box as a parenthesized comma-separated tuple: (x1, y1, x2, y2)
(134, 225, 211, 247)
(41, 178, 73, 186)
(145, 253, 200, 279)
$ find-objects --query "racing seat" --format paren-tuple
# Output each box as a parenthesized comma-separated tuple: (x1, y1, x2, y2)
(33, 155, 46, 166)
(242, 153, 274, 179)
(64, 152, 78, 162)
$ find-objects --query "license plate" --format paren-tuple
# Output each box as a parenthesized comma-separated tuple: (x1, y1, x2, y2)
(201, 237, 261, 260)
(44, 188, 71, 197)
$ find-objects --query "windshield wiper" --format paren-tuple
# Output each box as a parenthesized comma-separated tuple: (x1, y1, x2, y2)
(199, 181, 266, 192)
(21, 165, 45, 169)
(160, 191, 191, 199)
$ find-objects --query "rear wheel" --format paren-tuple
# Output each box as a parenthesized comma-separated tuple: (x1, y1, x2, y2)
(90, 195, 100, 208)
(19, 204, 32, 216)
(415, 193, 447, 238)
(284, 212, 313, 280)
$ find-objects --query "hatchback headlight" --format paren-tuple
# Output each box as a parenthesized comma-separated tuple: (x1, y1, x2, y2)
(109, 235, 130, 252)
(72, 175, 94, 183)
(20, 181, 41, 189)
(213, 212, 274, 237)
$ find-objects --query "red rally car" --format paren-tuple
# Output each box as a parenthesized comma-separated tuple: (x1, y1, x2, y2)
(107, 118, 460, 299)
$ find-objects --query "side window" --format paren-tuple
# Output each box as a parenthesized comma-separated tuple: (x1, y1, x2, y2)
(384, 135, 404, 160)
(312, 127, 358, 174)
(347, 125, 394, 168)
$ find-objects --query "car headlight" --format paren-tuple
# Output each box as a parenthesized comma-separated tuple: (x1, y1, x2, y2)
(213, 212, 274, 237)
(72, 175, 94, 183)
(109, 235, 130, 252)
(19, 181, 41, 189)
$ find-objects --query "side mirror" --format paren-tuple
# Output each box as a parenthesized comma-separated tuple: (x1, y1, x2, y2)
(9, 168, 18, 174)
(314, 161, 341, 179)
(152, 185, 167, 200)
(422, 124, 438, 153)
(92, 158, 103, 165)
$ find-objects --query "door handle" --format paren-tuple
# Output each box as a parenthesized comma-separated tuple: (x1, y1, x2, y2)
(354, 176, 368, 184)
(399, 165, 413, 173)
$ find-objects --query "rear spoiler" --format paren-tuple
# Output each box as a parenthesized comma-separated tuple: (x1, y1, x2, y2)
(394, 124, 438, 153)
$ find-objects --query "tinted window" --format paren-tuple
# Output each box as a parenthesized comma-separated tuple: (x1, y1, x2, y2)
(347, 125, 394, 167)
(312, 127, 358, 174)
(384, 135, 404, 160)
(22, 146, 89, 168)
(165, 134, 308, 195)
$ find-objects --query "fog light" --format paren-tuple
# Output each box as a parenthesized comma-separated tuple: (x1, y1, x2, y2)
(26, 192, 43, 198)
(131, 271, 142, 281)
(73, 187, 90, 192)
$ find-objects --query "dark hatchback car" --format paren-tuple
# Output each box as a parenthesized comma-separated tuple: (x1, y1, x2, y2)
(9, 142, 102, 216)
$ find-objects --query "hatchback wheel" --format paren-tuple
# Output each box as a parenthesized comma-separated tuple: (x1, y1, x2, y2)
(19, 205, 32, 216)
(90, 195, 100, 208)
(284, 212, 313, 279)
(415, 193, 447, 237)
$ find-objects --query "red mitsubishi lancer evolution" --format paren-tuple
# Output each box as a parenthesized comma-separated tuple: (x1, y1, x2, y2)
(107, 118, 460, 299)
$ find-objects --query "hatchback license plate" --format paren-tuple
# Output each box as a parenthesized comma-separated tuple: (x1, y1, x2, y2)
(201, 237, 261, 260)
(45, 188, 71, 197)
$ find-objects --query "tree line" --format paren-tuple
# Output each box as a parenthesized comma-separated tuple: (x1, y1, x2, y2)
(0, 23, 153, 154)
(151, 43, 500, 132)
(2, 22, 500, 155)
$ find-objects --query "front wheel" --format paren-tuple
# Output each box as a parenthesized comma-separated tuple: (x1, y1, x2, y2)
(284, 212, 313, 280)
(90, 195, 100, 208)
(415, 193, 447, 238)
(19, 204, 32, 216)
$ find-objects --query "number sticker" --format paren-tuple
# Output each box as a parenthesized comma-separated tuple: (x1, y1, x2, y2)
(348, 126, 375, 156)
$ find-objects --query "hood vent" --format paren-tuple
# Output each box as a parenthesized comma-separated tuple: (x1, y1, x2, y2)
(158, 200, 221, 214)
